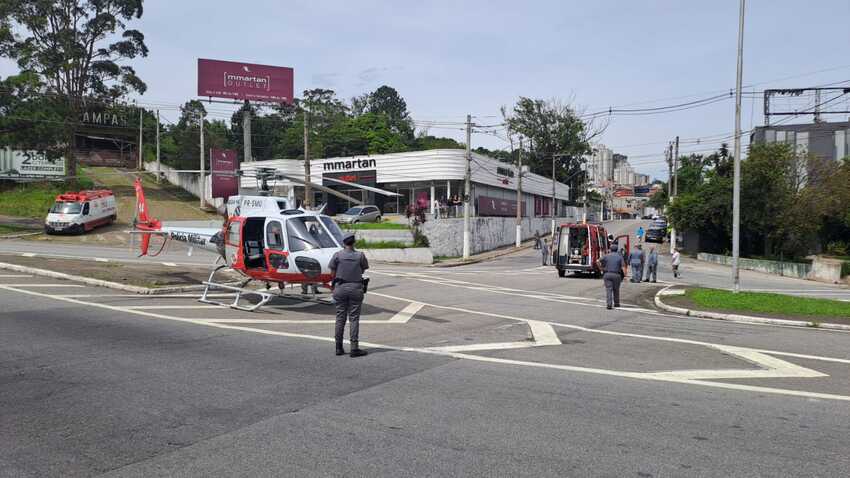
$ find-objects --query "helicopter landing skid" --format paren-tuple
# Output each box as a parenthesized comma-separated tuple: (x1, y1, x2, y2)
(199, 265, 333, 311)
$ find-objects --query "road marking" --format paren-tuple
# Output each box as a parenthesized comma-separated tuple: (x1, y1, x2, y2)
(387, 301, 425, 323)
(124, 305, 225, 310)
(161, 262, 177, 267)
(94, 258, 109, 262)
(0, 274, 32, 278)
(3, 284, 84, 288)
(21, 253, 36, 257)
(643, 345, 826, 380)
(2, 284, 849, 402)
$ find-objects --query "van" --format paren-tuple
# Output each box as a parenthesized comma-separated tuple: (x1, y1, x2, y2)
(45, 190, 117, 234)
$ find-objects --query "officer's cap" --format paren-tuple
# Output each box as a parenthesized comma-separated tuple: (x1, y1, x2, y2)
(342, 232, 356, 246)
(610, 244, 618, 252)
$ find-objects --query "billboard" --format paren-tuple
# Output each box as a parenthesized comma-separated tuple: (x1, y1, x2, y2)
(210, 149, 239, 199)
(198, 59, 294, 103)
(478, 196, 526, 217)
(0, 148, 65, 180)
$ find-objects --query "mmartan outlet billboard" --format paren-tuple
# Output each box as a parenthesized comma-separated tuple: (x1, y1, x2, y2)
(198, 59, 294, 103)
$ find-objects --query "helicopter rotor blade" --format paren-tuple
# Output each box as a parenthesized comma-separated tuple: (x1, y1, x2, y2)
(269, 172, 363, 206)
(320, 177, 400, 197)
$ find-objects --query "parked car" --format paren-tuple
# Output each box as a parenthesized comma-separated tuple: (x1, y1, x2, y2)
(335, 205, 381, 224)
(645, 226, 666, 243)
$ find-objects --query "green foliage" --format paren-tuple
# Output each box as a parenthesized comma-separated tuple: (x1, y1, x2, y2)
(646, 185, 668, 210)
(415, 135, 463, 150)
(685, 287, 850, 319)
(505, 97, 598, 201)
(354, 239, 409, 249)
(412, 227, 430, 248)
(0, 0, 148, 179)
(0, 174, 94, 219)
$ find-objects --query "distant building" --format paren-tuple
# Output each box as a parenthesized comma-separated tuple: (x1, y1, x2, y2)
(586, 144, 651, 188)
(750, 120, 850, 162)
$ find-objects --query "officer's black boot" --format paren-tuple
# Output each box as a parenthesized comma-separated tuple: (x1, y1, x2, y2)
(350, 341, 368, 358)
(335, 341, 346, 356)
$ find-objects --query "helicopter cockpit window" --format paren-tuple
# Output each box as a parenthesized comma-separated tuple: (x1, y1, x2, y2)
(266, 220, 284, 249)
(319, 216, 344, 245)
(286, 217, 338, 252)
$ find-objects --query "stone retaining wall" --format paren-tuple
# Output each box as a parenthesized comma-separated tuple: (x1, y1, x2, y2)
(698, 252, 812, 280)
(422, 212, 581, 257)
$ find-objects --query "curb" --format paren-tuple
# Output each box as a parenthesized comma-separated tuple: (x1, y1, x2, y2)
(0, 231, 43, 240)
(0, 261, 209, 295)
(653, 285, 850, 332)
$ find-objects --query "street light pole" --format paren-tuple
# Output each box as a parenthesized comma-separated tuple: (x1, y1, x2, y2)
(732, 0, 746, 293)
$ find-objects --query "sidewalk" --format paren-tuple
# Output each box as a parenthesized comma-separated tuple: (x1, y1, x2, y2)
(431, 238, 541, 267)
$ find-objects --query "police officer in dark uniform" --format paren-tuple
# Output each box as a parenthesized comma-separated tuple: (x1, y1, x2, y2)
(329, 232, 369, 357)
(598, 244, 626, 310)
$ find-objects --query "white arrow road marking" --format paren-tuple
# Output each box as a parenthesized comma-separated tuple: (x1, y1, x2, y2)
(642, 345, 827, 380)
(2, 284, 848, 401)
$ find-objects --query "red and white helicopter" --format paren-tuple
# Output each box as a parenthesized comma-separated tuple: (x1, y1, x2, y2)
(131, 167, 398, 311)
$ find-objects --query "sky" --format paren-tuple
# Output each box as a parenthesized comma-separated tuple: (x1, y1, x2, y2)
(3, 0, 850, 180)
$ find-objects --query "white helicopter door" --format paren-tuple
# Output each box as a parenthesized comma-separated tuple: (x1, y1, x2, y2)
(224, 218, 243, 268)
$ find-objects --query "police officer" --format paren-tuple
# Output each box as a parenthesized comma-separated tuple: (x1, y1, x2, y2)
(598, 244, 626, 310)
(645, 245, 658, 283)
(329, 232, 369, 357)
(628, 244, 645, 283)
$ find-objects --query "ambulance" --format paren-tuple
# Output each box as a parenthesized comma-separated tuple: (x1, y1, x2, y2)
(45, 189, 117, 234)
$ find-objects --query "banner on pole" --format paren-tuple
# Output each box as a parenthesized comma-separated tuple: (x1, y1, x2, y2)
(211, 149, 239, 199)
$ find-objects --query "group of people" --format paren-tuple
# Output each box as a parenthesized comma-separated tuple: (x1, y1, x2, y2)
(432, 195, 464, 219)
(598, 242, 682, 310)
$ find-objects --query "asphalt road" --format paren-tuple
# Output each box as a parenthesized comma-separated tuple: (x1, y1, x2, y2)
(3, 236, 850, 477)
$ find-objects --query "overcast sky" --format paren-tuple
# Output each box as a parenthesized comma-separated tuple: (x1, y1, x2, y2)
(3, 0, 850, 180)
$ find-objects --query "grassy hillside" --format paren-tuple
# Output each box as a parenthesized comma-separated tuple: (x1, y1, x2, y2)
(0, 167, 219, 224)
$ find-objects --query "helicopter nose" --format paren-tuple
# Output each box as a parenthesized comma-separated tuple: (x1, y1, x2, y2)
(294, 255, 322, 279)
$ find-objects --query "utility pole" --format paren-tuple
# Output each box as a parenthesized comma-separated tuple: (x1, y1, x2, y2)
(243, 101, 252, 162)
(138, 108, 143, 171)
(670, 136, 679, 253)
(673, 136, 679, 197)
(551, 154, 556, 235)
(516, 137, 523, 247)
(199, 111, 205, 209)
(155, 109, 161, 183)
(303, 109, 311, 208)
(666, 144, 672, 197)
(732, 0, 746, 293)
(462, 114, 472, 260)
(581, 164, 587, 224)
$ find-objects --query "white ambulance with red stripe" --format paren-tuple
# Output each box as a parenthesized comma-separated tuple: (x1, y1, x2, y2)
(45, 189, 117, 234)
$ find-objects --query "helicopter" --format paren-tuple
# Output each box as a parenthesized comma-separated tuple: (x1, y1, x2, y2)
(131, 167, 399, 311)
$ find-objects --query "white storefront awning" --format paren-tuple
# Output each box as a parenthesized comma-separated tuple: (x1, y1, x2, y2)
(240, 149, 571, 200)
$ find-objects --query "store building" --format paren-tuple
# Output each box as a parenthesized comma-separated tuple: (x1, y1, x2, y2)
(240, 149, 571, 217)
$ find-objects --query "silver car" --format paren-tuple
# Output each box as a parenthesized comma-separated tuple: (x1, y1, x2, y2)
(335, 205, 382, 224)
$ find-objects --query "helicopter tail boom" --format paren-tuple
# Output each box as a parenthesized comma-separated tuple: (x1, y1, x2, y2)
(132, 178, 163, 256)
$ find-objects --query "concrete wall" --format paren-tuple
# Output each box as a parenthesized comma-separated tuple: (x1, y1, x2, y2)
(698, 252, 812, 279)
(423, 211, 582, 257)
(362, 248, 432, 264)
(143, 162, 225, 212)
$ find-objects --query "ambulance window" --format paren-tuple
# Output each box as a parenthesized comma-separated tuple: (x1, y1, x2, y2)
(50, 201, 82, 214)
(227, 221, 241, 245)
(82, 203, 90, 215)
(266, 221, 284, 249)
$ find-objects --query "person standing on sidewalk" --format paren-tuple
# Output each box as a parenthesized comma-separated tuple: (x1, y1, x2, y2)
(646, 246, 658, 283)
(330, 232, 369, 357)
(599, 244, 626, 309)
(541, 238, 550, 266)
(671, 248, 681, 278)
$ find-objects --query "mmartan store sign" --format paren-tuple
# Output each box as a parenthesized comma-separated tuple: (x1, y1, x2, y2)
(322, 158, 376, 172)
(198, 59, 294, 104)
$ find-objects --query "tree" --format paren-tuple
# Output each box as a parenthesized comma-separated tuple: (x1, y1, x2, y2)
(354, 85, 414, 141)
(505, 97, 605, 201)
(0, 0, 148, 180)
(0, 72, 67, 159)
